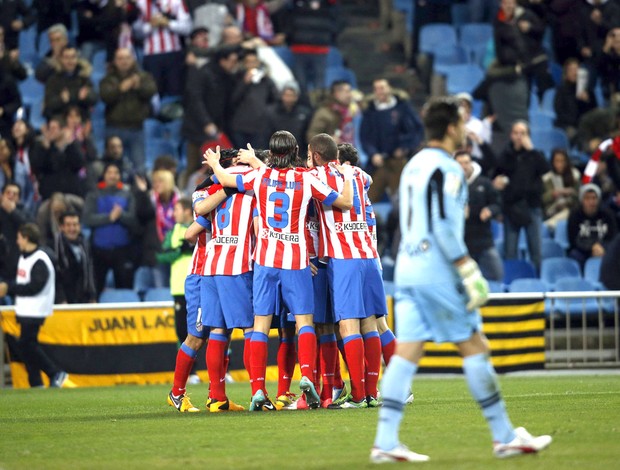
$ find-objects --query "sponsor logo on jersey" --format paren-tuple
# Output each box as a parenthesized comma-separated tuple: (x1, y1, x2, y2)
(264, 230, 300, 243)
(213, 235, 239, 245)
(306, 221, 319, 232)
(334, 221, 368, 232)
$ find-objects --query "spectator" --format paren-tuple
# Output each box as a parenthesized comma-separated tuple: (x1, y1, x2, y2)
(0, 0, 34, 51)
(568, 183, 618, 269)
(548, 0, 583, 66)
(82, 162, 137, 295)
(598, 27, 620, 105)
(34, 23, 69, 83)
(542, 149, 581, 232)
(134, 0, 191, 97)
(43, 46, 97, 120)
(91, 135, 135, 186)
(229, 48, 278, 148)
(65, 105, 98, 168)
(0, 66, 21, 139)
(456, 92, 494, 170)
(53, 210, 96, 304)
(264, 81, 312, 152)
(185, 26, 211, 72)
(285, 0, 339, 95)
(0, 138, 33, 214)
(600, 233, 620, 290)
(307, 80, 358, 147)
(0, 182, 30, 281)
(235, 0, 285, 46)
(76, 0, 130, 62)
(100, 47, 157, 174)
(496, 120, 549, 270)
(0, 27, 28, 82)
(32, 0, 73, 38)
(579, 0, 620, 83)
(181, 45, 239, 185)
(455, 150, 504, 282)
(11, 118, 40, 208)
(360, 78, 423, 203)
(36, 192, 84, 248)
(30, 116, 86, 200)
(0, 223, 71, 388)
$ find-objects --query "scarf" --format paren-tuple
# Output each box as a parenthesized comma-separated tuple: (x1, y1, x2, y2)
(153, 190, 179, 242)
(582, 136, 620, 183)
(236, 2, 274, 40)
(332, 103, 355, 144)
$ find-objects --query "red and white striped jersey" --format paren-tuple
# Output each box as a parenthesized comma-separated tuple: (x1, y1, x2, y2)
(237, 166, 338, 269)
(313, 164, 378, 259)
(188, 188, 214, 276)
(136, 0, 191, 55)
(203, 166, 256, 276)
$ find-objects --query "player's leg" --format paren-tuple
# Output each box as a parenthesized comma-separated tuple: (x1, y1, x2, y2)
(376, 315, 396, 366)
(316, 322, 337, 405)
(276, 324, 296, 398)
(361, 315, 381, 405)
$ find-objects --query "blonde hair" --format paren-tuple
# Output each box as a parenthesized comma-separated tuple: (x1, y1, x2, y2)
(152, 169, 176, 197)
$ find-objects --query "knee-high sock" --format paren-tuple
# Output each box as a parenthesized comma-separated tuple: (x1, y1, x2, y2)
(243, 331, 252, 384)
(363, 331, 381, 397)
(319, 333, 338, 400)
(334, 340, 345, 389)
(277, 337, 296, 396)
(206, 333, 228, 401)
(250, 331, 269, 395)
(463, 353, 515, 444)
(342, 334, 365, 402)
(298, 325, 317, 382)
(374, 355, 417, 451)
(172, 343, 197, 396)
(380, 329, 397, 366)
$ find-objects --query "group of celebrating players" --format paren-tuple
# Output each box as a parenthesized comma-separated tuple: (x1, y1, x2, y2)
(167, 130, 402, 413)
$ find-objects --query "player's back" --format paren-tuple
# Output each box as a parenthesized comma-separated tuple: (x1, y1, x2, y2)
(395, 147, 468, 286)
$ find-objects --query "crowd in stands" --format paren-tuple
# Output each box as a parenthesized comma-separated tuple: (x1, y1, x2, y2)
(0, 0, 620, 306)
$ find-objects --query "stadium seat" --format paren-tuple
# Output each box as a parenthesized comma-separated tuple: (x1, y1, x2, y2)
(451, 3, 470, 27)
(541, 239, 565, 259)
(584, 256, 603, 289)
(324, 66, 357, 88)
(488, 280, 505, 293)
(531, 128, 570, 158)
(19, 76, 45, 108)
(143, 287, 173, 302)
(146, 138, 177, 170)
(554, 219, 569, 250)
(550, 277, 601, 316)
(133, 266, 155, 296)
(327, 47, 344, 68)
(440, 64, 485, 95)
(99, 288, 141, 303)
(509, 278, 548, 293)
(92, 50, 107, 76)
(38, 30, 50, 57)
(459, 23, 493, 65)
(271, 46, 295, 69)
(529, 110, 555, 130)
(433, 45, 469, 75)
(503, 259, 537, 285)
(18, 26, 38, 67)
(419, 23, 457, 54)
(540, 88, 556, 114)
(540, 257, 581, 287)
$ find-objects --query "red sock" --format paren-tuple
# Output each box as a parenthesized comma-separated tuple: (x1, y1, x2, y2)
(380, 329, 397, 366)
(334, 350, 344, 389)
(363, 332, 381, 398)
(277, 338, 295, 396)
(206, 334, 228, 401)
(172, 344, 197, 396)
(250, 332, 269, 395)
(243, 334, 252, 384)
(343, 335, 365, 402)
(297, 326, 317, 383)
(319, 334, 338, 401)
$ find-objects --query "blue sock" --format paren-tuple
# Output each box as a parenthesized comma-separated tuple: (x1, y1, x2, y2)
(374, 355, 417, 451)
(463, 353, 515, 444)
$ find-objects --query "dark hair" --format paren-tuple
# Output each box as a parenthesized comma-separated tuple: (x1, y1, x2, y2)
(2, 181, 21, 196)
(423, 97, 461, 141)
(59, 210, 80, 225)
(176, 197, 192, 212)
(309, 133, 338, 163)
(153, 155, 178, 173)
(550, 148, 576, 188)
(337, 143, 359, 166)
(18, 222, 41, 245)
(330, 80, 350, 95)
(214, 44, 239, 62)
(454, 149, 471, 159)
(268, 131, 298, 169)
(220, 148, 238, 169)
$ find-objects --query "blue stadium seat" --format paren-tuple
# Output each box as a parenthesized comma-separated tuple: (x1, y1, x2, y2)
(540, 88, 556, 113)
(459, 23, 493, 65)
(146, 138, 177, 169)
(92, 50, 107, 76)
(419, 23, 457, 54)
(541, 239, 565, 259)
(554, 219, 569, 250)
(503, 259, 537, 285)
(531, 128, 570, 158)
(540, 257, 581, 287)
(327, 47, 344, 68)
(324, 66, 357, 88)
(488, 280, 505, 293)
(272, 46, 295, 69)
(509, 278, 548, 293)
(433, 45, 469, 75)
(38, 30, 50, 57)
(143, 287, 173, 302)
(584, 256, 603, 289)
(529, 110, 554, 130)
(19, 76, 45, 107)
(99, 288, 141, 303)
(133, 266, 155, 296)
(550, 277, 601, 315)
(451, 3, 470, 27)
(441, 64, 485, 95)
(18, 26, 38, 67)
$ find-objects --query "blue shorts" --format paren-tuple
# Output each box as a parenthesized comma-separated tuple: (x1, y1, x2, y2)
(201, 272, 254, 329)
(184, 274, 208, 339)
(328, 258, 387, 322)
(253, 264, 314, 317)
(394, 283, 482, 344)
(311, 259, 333, 324)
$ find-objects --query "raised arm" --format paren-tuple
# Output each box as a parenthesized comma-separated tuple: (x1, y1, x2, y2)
(203, 146, 238, 188)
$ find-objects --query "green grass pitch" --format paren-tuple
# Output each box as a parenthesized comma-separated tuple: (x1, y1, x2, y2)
(1, 375, 619, 469)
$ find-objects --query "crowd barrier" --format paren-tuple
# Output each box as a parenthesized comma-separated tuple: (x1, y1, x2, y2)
(1, 292, 618, 388)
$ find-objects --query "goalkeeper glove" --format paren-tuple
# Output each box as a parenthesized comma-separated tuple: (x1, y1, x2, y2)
(456, 258, 489, 311)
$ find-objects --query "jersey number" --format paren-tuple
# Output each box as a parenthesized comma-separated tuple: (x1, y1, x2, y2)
(268, 192, 290, 229)
(352, 182, 361, 215)
(216, 197, 233, 229)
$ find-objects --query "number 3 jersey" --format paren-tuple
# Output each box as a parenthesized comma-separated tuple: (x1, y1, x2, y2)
(237, 166, 339, 270)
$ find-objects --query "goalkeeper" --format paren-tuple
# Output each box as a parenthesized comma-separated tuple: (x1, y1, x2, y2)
(370, 98, 552, 463)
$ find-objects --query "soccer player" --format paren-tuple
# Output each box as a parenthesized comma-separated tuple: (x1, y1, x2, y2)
(370, 97, 552, 463)
(308, 134, 384, 409)
(203, 130, 354, 411)
(166, 181, 227, 412)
